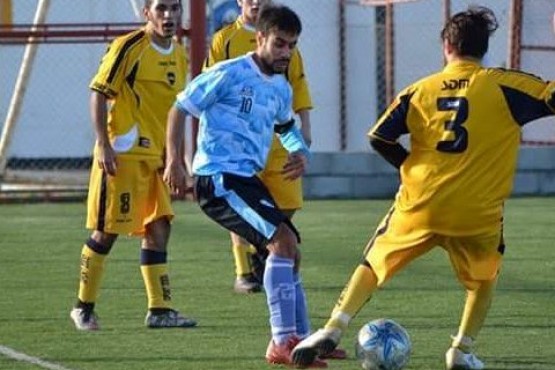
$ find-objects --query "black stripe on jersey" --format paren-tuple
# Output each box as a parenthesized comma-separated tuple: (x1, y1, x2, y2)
(374, 92, 413, 141)
(106, 30, 145, 84)
(224, 39, 231, 60)
(491, 67, 544, 83)
(500, 85, 553, 126)
(126, 62, 141, 107)
(125, 62, 139, 89)
(96, 170, 108, 232)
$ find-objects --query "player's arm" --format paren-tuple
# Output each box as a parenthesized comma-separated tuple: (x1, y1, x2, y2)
(164, 104, 189, 197)
(164, 68, 228, 193)
(89, 91, 117, 176)
(276, 119, 310, 181)
(369, 136, 408, 170)
(368, 89, 413, 169)
(88, 36, 133, 176)
(297, 109, 311, 147)
(288, 49, 313, 146)
(492, 69, 555, 124)
(275, 84, 310, 180)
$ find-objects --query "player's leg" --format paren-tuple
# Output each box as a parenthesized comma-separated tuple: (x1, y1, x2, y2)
(228, 140, 303, 294)
(230, 231, 261, 294)
(443, 232, 504, 370)
(257, 139, 303, 282)
(71, 160, 123, 331)
(71, 230, 117, 331)
(292, 208, 437, 367)
(139, 161, 196, 328)
(259, 141, 322, 352)
(264, 222, 327, 367)
(195, 173, 325, 368)
(140, 218, 197, 328)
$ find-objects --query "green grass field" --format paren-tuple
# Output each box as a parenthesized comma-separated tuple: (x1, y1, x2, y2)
(0, 198, 554, 370)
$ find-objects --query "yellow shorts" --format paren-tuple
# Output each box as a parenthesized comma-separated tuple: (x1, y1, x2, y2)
(363, 208, 504, 290)
(258, 136, 303, 210)
(86, 157, 173, 236)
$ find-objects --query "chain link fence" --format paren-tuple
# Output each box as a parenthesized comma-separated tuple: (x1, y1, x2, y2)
(1, 0, 555, 197)
(281, 0, 555, 151)
(0, 1, 143, 191)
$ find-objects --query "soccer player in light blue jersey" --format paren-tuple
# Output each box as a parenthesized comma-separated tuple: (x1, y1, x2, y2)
(164, 4, 326, 368)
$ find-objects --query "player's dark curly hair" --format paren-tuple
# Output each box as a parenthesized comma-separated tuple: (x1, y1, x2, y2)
(441, 6, 498, 59)
(256, 4, 302, 36)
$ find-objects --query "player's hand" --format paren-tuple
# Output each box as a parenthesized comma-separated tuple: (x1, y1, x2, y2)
(97, 143, 117, 176)
(281, 152, 307, 181)
(163, 160, 189, 197)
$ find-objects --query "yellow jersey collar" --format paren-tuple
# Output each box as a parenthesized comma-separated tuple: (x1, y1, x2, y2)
(443, 59, 482, 73)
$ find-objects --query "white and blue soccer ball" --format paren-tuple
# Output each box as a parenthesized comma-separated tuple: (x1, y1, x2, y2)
(355, 318, 412, 370)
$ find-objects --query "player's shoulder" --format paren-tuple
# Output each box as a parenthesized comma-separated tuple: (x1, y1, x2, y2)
(202, 54, 251, 84)
(109, 28, 148, 51)
(399, 73, 435, 97)
(485, 67, 545, 82)
(212, 20, 242, 43)
(210, 53, 248, 71)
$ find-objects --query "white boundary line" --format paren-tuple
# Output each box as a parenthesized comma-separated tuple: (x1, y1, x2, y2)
(0, 345, 75, 370)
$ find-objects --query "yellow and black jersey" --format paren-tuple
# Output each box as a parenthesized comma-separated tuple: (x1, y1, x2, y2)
(204, 18, 312, 112)
(90, 28, 188, 159)
(369, 60, 555, 236)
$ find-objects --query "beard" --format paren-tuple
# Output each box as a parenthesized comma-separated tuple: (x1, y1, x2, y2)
(259, 56, 290, 75)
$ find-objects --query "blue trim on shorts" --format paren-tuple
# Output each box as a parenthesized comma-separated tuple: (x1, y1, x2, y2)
(212, 173, 277, 239)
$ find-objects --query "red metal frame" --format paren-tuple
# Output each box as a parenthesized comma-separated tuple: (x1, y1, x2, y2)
(0, 0, 206, 155)
(188, 0, 206, 155)
(0, 23, 189, 44)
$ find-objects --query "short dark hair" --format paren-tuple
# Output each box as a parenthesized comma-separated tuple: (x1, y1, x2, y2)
(256, 4, 302, 36)
(144, 0, 182, 8)
(441, 6, 498, 59)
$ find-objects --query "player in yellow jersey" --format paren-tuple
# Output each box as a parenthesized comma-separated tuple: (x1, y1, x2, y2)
(205, 0, 313, 295)
(293, 6, 555, 370)
(69, 0, 196, 331)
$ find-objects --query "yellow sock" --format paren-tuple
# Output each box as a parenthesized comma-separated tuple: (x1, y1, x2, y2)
(325, 264, 378, 331)
(77, 244, 107, 303)
(232, 244, 252, 277)
(455, 277, 497, 343)
(141, 264, 171, 309)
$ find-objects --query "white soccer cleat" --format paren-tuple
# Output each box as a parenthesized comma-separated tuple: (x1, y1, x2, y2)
(445, 347, 484, 370)
(70, 307, 100, 331)
(145, 308, 197, 328)
(291, 327, 342, 368)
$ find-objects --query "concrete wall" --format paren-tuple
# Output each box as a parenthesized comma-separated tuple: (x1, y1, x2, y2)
(303, 147, 555, 199)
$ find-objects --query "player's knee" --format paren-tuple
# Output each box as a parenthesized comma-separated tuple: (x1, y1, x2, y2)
(268, 223, 298, 259)
(143, 217, 171, 251)
(91, 230, 117, 249)
(461, 275, 498, 292)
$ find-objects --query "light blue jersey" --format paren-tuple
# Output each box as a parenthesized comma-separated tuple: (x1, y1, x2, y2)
(175, 53, 309, 177)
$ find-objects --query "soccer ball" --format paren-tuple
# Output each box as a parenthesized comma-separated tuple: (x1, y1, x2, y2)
(355, 318, 411, 370)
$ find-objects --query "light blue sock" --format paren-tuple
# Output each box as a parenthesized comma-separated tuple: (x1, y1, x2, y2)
(294, 273, 311, 339)
(264, 254, 296, 345)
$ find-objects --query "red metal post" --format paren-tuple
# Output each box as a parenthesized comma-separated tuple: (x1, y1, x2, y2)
(508, 0, 522, 69)
(188, 0, 206, 155)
